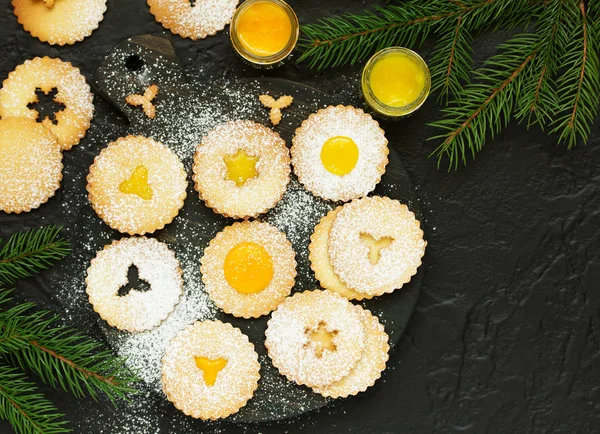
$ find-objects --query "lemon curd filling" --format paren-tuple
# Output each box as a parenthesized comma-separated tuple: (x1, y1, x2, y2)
(119, 165, 153, 200)
(236, 1, 292, 57)
(320, 136, 359, 176)
(305, 321, 338, 358)
(369, 52, 426, 107)
(224, 149, 259, 187)
(224, 242, 274, 294)
(360, 233, 395, 265)
(194, 356, 227, 386)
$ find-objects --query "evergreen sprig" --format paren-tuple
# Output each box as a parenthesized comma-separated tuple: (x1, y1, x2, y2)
(0, 226, 70, 285)
(299, 0, 600, 169)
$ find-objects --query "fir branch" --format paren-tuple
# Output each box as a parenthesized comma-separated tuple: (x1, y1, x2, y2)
(0, 226, 70, 286)
(550, 0, 600, 148)
(0, 295, 139, 403)
(0, 364, 70, 434)
(429, 33, 539, 169)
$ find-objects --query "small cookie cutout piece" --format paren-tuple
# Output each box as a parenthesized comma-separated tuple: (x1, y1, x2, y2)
(148, 0, 239, 40)
(291, 105, 389, 202)
(193, 120, 290, 219)
(13, 0, 107, 45)
(309, 207, 368, 301)
(312, 305, 389, 398)
(126, 85, 159, 119)
(329, 196, 426, 296)
(87, 136, 187, 235)
(265, 290, 365, 389)
(0, 117, 63, 214)
(0, 57, 94, 150)
(86, 237, 183, 332)
(161, 320, 260, 420)
(259, 94, 293, 126)
(201, 221, 297, 318)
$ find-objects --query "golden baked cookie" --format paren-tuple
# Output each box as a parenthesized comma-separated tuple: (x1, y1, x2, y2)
(86, 237, 183, 332)
(265, 290, 365, 388)
(329, 196, 426, 296)
(0, 57, 94, 150)
(161, 320, 260, 420)
(312, 305, 389, 398)
(291, 105, 389, 202)
(12, 0, 107, 45)
(309, 207, 368, 301)
(147, 0, 239, 40)
(0, 117, 63, 214)
(87, 136, 187, 235)
(192, 120, 290, 219)
(201, 221, 297, 318)
(259, 94, 293, 126)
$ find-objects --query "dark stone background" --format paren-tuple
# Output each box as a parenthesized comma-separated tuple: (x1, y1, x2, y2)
(0, 0, 599, 433)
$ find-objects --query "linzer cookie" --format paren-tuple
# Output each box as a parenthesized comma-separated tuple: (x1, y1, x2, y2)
(147, 0, 239, 40)
(291, 105, 389, 202)
(12, 0, 107, 45)
(161, 320, 260, 420)
(265, 290, 365, 388)
(192, 120, 290, 219)
(85, 237, 183, 332)
(0, 57, 94, 150)
(201, 221, 297, 318)
(0, 117, 63, 214)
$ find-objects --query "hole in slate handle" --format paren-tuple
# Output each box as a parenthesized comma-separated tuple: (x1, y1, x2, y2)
(125, 55, 145, 72)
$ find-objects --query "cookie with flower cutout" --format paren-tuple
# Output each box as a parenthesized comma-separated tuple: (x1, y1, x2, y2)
(147, 0, 239, 40)
(312, 305, 389, 398)
(0, 117, 63, 214)
(12, 0, 107, 45)
(265, 290, 365, 389)
(328, 196, 426, 297)
(87, 135, 187, 235)
(0, 57, 94, 150)
(291, 105, 389, 202)
(86, 237, 183, 332)
(201, 221, 297, 318)
(192, 120, 290, 219)
(161, 320, 260, 420)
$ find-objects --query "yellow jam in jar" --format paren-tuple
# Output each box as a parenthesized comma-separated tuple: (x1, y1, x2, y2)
(362, 47, 431, 118)
(320, 136, 359, 176)
(224, 242, 274, 294)
(236, 1, 292, 57)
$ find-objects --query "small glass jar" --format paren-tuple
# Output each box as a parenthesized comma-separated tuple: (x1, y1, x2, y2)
(230, 0, 299, 69)
(361, 47, 431, 118)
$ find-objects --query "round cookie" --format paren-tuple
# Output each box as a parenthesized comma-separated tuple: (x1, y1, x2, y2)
(312, 305, 389, 398)
(161, 320, 260, 420)
(86, 237, 183, 332)
(147, 0, 239, 40)
(265, 290, 365, 388)
(0, 57, 94, 150)
(291, 105, 389, 202)
(309, 206, 368, 301)
(87, 136, 188, 235)
(329, 196, 426, 296)
(12, 0, 107, 45)
(192, 120, 290, 219)
(0, 117, 63, 214)
(201, 221, 297, 318)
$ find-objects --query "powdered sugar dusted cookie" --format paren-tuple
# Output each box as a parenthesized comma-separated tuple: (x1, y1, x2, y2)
(12, 0, 107, 45)
(147, 0, 239, 40)
(86, 237, 183, 332)
(161, 320, 260, 420)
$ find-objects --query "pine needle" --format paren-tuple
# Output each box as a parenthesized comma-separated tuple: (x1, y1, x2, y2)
(0, 226, 70, 286)
(0, 364, 70, 434)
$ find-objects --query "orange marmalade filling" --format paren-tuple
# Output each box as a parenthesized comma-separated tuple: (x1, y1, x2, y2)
(236, 1, 292, 57)
(194, 357, 227, 386)
(119, 165, 153, 200)
(224, 242, 274, 294)
(320, 136, 359, 176)
(224, 149, 259, 187)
